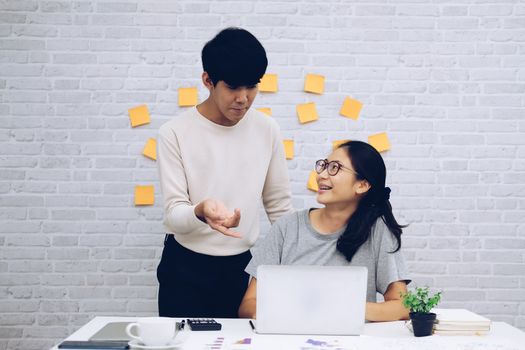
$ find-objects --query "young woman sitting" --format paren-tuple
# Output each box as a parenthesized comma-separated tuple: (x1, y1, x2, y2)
(238, 141, 411, 322)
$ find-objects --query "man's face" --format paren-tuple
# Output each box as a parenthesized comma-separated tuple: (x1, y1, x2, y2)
(204, 74, 259, 126)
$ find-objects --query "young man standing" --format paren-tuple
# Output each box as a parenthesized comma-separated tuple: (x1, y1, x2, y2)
(156, 28, 293, 318)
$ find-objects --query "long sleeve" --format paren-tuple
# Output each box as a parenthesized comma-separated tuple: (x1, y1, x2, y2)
(157, 122, 207, 235)
(156, 108, 292, 256)
(262, 121, 293, 224)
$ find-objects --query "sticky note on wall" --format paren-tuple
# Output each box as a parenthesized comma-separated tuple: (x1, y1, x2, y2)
(296, 103, 319, 124)
(142, 138, 157, 160)
(368, 132, 391, 153)
(178, 87, 198, 107)
(283, 140, 294, 160)
(340, 97, 363, 120)
(332, 139, 350, 150)
(307, 171, 319, 192)
(257, 108, 272, 116)
(258, 74, 278, 92)
(304, 74, 325, 94)
(135, 185, 154, 206)
(128, 105, 151, 128)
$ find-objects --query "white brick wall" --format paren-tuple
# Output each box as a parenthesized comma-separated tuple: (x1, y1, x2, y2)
(1, 0, 524, 348)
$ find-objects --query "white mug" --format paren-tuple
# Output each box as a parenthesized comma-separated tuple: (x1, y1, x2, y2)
(125, 317, 178, 346)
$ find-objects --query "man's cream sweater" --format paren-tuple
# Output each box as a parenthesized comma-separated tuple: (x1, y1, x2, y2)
(157, 107, 293, 256)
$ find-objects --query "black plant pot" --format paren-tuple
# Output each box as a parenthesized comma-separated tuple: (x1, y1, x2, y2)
(410, 312, 436, 337)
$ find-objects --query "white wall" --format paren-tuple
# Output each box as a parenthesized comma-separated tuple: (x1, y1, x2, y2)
(1, 0, 524, 349)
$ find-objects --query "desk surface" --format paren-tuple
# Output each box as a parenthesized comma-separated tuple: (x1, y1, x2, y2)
(50, 316, 525, 350)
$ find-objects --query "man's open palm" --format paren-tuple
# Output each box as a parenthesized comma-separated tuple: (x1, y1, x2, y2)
(201, 200, 242, 238)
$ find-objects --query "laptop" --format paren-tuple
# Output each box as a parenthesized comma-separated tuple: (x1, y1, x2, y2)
(255, 265, 368, 335)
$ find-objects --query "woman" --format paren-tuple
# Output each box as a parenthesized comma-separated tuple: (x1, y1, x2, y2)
(238, 141, 411, 321)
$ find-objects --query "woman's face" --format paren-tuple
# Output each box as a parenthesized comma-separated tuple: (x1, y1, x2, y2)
(316, 148, 368, 206)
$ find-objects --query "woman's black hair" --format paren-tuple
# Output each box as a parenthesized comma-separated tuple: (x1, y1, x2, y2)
(336, 140, 407, 262)
(201, 27, 268, 88)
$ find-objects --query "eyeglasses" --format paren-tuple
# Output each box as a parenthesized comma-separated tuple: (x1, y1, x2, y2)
(315, 159, 359, 177)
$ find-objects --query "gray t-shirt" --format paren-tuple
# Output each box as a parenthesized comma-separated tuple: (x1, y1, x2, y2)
(245, 209, 411, 302)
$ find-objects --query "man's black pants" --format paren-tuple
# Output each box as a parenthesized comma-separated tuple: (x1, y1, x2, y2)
(157, 234, 252, 318)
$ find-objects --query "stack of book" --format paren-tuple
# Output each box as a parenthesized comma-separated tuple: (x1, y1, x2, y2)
(433, 308, 491, 336)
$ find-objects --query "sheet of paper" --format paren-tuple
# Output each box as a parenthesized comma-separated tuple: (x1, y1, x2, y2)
(128, 105, 151, 127)
(297, 102, 319, 124)
(368, 132, 390, 153)
(358, 336, 523, 350)
(339, 96, 363, 120)
(142, 138, 156, 160)
(307, 170, 319, 192)
(256, 107, 272, 116)
(332, 139, 350, 150)
(304, 73, 325, 94)
(204, 336, 225, 350)
(228, 337, 252, 349)
(258, 73, 278, 92)
(299, 338, 349, 350)
(283, 139, 294, 160)
(178, 87, 198, 106)
(134, 185, 154, 206)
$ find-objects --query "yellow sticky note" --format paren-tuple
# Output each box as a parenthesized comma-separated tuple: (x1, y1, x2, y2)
(178, 87, 198, 107)
(332, 139, 350, 150)
(257, 108, 272, 116)
(307, 170, 319, 192)
(258, 74, 278, 92)
(142, 138, 157, 160)
(283, 140, 294, 160)
(368, 132, 391, 153)
(304, 74, 325, 94)
(296, 102, 319, 124)
(128, 105, 151, 128)
(340, 97, 363, 120)
(135, 185, 154, 206)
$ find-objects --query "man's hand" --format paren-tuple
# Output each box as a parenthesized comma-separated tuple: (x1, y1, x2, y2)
(195, 199, 242, 238)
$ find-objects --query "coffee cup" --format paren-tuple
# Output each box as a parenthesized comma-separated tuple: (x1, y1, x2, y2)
(125, 317, 179, 346)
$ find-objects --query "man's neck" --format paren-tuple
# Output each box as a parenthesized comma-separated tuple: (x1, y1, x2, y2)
(196, 99, 237, 127)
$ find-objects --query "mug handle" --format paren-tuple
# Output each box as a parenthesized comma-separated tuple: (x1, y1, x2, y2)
(125, 323, 142, 342)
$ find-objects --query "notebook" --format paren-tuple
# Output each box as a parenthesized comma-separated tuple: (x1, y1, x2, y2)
(89, 322, 132, 341)
(434, 308, 491, 332)
(90, 321, 185, 341)
(255, 265, 368, 335)
(405, 308, 492, 336)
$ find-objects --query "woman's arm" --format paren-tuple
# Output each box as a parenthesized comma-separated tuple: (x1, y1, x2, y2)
(238, 278, 258, 318)
(365, 281, 410, 322)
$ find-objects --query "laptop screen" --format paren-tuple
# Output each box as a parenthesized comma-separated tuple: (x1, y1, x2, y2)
(256, 265, 368, 335)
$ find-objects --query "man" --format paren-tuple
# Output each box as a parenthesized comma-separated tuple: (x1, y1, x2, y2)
(156, 27, 293, 318)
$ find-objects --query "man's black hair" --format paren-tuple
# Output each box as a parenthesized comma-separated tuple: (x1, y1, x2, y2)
(202, 27, 268, 88)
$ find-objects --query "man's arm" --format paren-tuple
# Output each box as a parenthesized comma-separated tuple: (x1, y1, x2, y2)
(158, 125, 242, 237)
(262, 122, 293, 224)
(157, 125, 215, 234)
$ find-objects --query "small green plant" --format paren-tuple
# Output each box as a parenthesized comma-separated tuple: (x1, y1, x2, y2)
(401, 286, 442, 314)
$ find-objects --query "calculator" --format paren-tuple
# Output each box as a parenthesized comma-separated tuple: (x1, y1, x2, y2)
(186, 318, 222, 331)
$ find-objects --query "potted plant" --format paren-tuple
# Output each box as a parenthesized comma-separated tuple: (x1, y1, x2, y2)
(401, 286, 442, 337)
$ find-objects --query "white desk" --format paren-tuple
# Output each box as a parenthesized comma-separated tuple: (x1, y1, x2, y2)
(50, 316, 525, 350)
